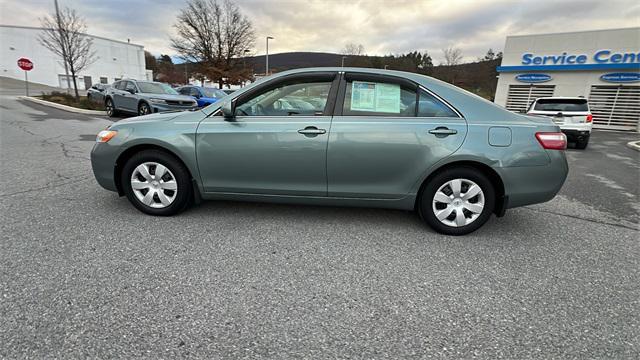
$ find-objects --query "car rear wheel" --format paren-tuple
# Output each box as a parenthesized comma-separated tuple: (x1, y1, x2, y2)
(105, 98, 118, 117)
(138, 102, 151, 116)
(575, 134, 590, 150)
(420, 167, 495, 236)
(121, 150, 192, 216)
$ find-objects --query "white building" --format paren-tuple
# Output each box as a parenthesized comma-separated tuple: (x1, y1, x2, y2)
(494, 28, 640, 131)
(0, 25, 148, 90)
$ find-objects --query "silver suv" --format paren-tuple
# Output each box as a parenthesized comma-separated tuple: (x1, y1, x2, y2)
(104, 79, 198, 117)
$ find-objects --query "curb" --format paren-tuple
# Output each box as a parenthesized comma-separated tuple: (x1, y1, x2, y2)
(18, 96, 107, 116)
(626, 140, 640, 151)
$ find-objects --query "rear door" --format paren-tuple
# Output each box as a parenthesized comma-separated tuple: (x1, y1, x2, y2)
(327, 72, 467, 199)
(196, 72, 340, 196)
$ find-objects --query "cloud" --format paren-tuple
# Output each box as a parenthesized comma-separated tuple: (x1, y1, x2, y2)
(1, 0, 638, 63)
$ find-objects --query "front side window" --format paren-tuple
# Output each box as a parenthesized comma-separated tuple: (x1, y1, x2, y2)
(124, 81, 137, 93)
(235, 81, 332, 116)
(342, 80, 416, 116)
(189, 88, 201, 97)
(417, 89, 459, 117)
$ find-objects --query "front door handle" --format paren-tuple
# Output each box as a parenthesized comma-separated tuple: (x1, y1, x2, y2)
(428, 127, 457, 136)
(298, 126, 326, 136)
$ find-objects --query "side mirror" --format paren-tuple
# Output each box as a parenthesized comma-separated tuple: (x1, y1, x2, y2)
(221, 100, 235, 120)
(126, 88, 136, 94)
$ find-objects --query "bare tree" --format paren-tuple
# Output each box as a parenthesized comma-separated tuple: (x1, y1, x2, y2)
(442, 46, 463, 66)
(171, 0, 255, 88)
(342, 43, 365, 56)
(39, 7, 95, 99)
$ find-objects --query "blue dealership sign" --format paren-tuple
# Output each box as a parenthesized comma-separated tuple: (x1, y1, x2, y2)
(515, 73, 552, 83)
(600, 72, 640, 83)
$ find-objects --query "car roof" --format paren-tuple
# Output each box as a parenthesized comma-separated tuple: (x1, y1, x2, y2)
(534, 97, 587, 101)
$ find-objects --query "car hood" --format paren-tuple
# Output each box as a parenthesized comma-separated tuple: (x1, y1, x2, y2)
(199, 96, 220, 103)
(138, 93, 195, 101)
(113, 111, 182, 126)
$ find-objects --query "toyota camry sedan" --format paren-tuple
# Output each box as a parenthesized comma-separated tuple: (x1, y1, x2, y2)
(91, 67, 568, 235)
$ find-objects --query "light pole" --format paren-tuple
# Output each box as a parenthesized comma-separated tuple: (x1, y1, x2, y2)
(265, 36, 273, 75)
(341, 56, 347, 67)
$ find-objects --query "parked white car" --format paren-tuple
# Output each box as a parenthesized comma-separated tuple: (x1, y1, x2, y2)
(527, 97, 593, 149)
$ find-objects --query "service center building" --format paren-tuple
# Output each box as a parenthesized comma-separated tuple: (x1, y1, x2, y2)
(494, 27, 640, 131)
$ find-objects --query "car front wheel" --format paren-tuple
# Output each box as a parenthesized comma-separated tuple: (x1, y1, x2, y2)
(121, 150, 192, 216)
(420, 167, 495, 236)
(105, 98, 117, 117)
(138, 102, 151, 116)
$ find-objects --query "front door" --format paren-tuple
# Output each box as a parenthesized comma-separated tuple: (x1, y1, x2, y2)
(327, 72, 467, 199)
(196, 72, 339, 196)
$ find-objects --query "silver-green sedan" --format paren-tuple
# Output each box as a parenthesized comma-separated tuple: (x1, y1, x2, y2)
(91, 67, 568, 235)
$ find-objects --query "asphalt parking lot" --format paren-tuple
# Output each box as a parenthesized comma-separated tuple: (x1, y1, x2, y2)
(1, 86, 639, 358)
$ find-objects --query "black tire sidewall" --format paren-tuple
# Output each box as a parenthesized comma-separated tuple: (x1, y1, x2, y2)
(121, 150, 192, 216)
(575, 135, 589, 149)
(420, 167, 495, 236)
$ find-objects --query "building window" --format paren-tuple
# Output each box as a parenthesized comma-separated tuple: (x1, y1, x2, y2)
(505, 84, 555, 113)
(100, 77, 108, 84)
(589, 85, 640, 130)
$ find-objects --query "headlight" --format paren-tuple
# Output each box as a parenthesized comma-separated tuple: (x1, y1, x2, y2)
(96, 130, 117, 143)
(149, 98, 166, 104)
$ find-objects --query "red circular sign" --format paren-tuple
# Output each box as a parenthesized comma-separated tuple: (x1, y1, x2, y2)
(17, 58, 33, 71)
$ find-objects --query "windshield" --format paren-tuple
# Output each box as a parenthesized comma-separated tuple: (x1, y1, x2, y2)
(534, 98, 588, 112)
(137, 82, 178, 95)
(202, 88, 227, 98)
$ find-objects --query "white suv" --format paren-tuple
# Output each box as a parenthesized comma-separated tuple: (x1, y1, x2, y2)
(527, 97, 593, 149)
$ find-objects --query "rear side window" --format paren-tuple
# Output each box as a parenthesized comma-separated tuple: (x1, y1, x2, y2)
(417, 89, 459, 117)
(534, 98, 588, 112)
(114, 81, 125, 90)
(343, 80, 416, 116)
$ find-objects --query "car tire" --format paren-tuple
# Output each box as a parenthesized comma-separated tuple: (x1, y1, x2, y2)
(419, 167, 495, 236)
(105, 98, 118, 117)
(138, 102, 151, 116)
(121, 150, 192, 216)
(575, 135, 589, 150)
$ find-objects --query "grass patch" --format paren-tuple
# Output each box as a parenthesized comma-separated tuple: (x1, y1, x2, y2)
(39, 91, 105, 111)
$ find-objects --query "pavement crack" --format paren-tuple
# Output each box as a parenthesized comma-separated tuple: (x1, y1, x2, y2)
(0, 178, 90, 197)
(523, 206, 639, 231)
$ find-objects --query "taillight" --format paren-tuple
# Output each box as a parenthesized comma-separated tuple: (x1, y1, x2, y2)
(535, 132, 567, 150)
(586, 114, 593, 123)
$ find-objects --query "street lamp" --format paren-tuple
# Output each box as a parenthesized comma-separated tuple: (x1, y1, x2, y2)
(266, 36, 274, 75)
(341, 56, 347, 67)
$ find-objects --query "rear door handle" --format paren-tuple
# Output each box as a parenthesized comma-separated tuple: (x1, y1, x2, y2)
(428, 127, 457, 136)
(298, 126, 326, 136)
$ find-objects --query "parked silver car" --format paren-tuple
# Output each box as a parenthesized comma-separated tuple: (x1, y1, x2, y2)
(86, 83, 110, 103)
(104, 80, 198, 117)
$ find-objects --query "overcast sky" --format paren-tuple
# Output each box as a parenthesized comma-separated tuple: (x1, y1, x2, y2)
(1, 0, 639, 63)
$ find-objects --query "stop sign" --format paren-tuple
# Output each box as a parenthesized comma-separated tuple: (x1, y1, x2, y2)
(17, 58, 33, 71)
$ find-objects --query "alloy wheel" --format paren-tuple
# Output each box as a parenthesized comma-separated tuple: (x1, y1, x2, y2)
(130, 162, 178, 208)
(432, 178, 485, 227)
(139, 103, 150, 115)
(106, 100, 113, 116)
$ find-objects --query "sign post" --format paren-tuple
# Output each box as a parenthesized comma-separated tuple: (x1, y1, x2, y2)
(17, 57, 34, 96)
